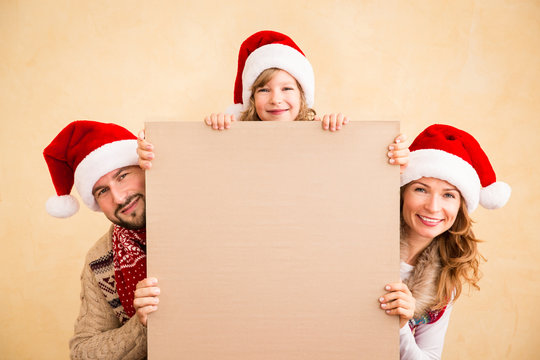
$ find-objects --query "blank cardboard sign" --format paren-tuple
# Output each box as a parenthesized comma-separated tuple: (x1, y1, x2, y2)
(146, 121, 400, 359)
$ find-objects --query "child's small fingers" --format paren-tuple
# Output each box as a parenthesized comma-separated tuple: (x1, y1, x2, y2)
(321, 115, 330, 129)
(209, 114, 219, 129)
(224, 114, 234, 129)
(217, 114, 226, 130)
(341, 115, 349, 126)
(330, 114, 337, 131)
(335, 113, 346, 129)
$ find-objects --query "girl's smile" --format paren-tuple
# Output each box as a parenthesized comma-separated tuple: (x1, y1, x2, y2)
(254, 69, 301, 122)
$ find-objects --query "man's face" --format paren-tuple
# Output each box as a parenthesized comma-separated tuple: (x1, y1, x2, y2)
(92, 166, 146, 230)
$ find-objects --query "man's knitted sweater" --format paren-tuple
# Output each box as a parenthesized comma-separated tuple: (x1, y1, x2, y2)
(69, 226, 147, 360)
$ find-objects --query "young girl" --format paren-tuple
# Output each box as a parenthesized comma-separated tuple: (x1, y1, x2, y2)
(133, 31, 410, 325)
(379, 124, 511, 359)
(137, 30, 409, 170)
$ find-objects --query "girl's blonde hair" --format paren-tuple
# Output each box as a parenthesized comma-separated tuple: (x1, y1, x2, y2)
(239, 68, 316, 122)
(400, 187, 485, 311)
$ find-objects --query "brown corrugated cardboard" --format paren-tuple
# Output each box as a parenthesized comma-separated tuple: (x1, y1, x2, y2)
(146, 121, 400, 359)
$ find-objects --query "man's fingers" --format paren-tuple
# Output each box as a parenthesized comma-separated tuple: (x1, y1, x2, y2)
(136, 277, 158, 289)
(136, 304, 158, 327)
(137, 129, 146, 141)
(134, 285, 160, 299)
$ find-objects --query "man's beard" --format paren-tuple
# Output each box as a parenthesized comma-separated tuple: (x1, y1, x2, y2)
(113, 194, 146, 230)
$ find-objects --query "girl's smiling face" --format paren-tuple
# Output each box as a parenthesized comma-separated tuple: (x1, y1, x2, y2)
(253, 69, 301, 122)
(401, 177, 461, 244)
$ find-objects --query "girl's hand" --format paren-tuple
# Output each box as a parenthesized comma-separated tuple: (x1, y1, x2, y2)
(387, 134, 409, 173)
(204, 113, 236, 130)
(137, 130, 155, 170)
(317, 113, 349, 132)
(379, 282, 416, 328)
(133, 277, 160, 327)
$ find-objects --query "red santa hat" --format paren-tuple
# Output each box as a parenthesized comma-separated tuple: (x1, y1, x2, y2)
(401, 124, 511, 212)
(225, 30, 315, 117)
(43, 120, 139, 218)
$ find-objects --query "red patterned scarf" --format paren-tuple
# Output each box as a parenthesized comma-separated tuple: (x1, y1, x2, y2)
(111, 225, 147, 318)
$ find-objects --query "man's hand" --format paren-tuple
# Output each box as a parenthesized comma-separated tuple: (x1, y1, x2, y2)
(133, 277, 160, 326)
(137, 130, 155, 170)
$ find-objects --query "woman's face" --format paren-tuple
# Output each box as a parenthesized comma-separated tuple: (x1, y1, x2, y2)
(401, 177, 461, 243)
(253, 69, 301, 122)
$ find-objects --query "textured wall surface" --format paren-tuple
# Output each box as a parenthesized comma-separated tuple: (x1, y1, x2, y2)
(1, 1, 538, 358)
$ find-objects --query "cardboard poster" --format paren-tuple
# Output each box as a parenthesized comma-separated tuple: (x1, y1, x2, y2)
(146, 121, 400, 359)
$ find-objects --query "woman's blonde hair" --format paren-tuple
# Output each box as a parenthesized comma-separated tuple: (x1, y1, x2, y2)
(435, 198, 485, 309)
(239, 68, 316, 122)
(400, 188, 485, 310)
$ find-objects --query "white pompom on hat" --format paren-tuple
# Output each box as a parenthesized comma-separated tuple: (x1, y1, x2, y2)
(401, 124, 511, 213)
(225, 30, 315, 118)
(43, 120, 138, 218)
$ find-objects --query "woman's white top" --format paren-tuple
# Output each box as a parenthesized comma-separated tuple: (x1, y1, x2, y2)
(399, 261, 453, 360)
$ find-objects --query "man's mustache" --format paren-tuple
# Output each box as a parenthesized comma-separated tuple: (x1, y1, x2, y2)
(115, 194, 143, 217)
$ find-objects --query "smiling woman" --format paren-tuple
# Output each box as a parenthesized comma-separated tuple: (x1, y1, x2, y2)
(401, 177, 462, 258)
(379, 124, 511, 360)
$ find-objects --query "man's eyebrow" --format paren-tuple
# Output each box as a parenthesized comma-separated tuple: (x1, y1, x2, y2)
(92, 167, 131, 195)
(111, 167, 127, 180)
(92, 184, 106, 196)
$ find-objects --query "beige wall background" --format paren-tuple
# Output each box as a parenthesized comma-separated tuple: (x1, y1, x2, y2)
(1, 0, 538, 359)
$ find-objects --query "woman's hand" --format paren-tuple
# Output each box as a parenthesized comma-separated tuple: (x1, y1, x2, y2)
(137, 130, 154, 170)
(133, 277, 160, 326)
(387, 134, 409, 173)
(379, 282, 416, 328)
(204, 113, 236, 130)
(316, 113, 349, 132)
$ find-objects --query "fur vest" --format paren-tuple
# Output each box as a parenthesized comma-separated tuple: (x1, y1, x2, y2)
(401, 238, 444, 319)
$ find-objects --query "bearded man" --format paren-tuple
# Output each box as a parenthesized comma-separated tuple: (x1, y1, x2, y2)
(44, 121, 159, 360)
